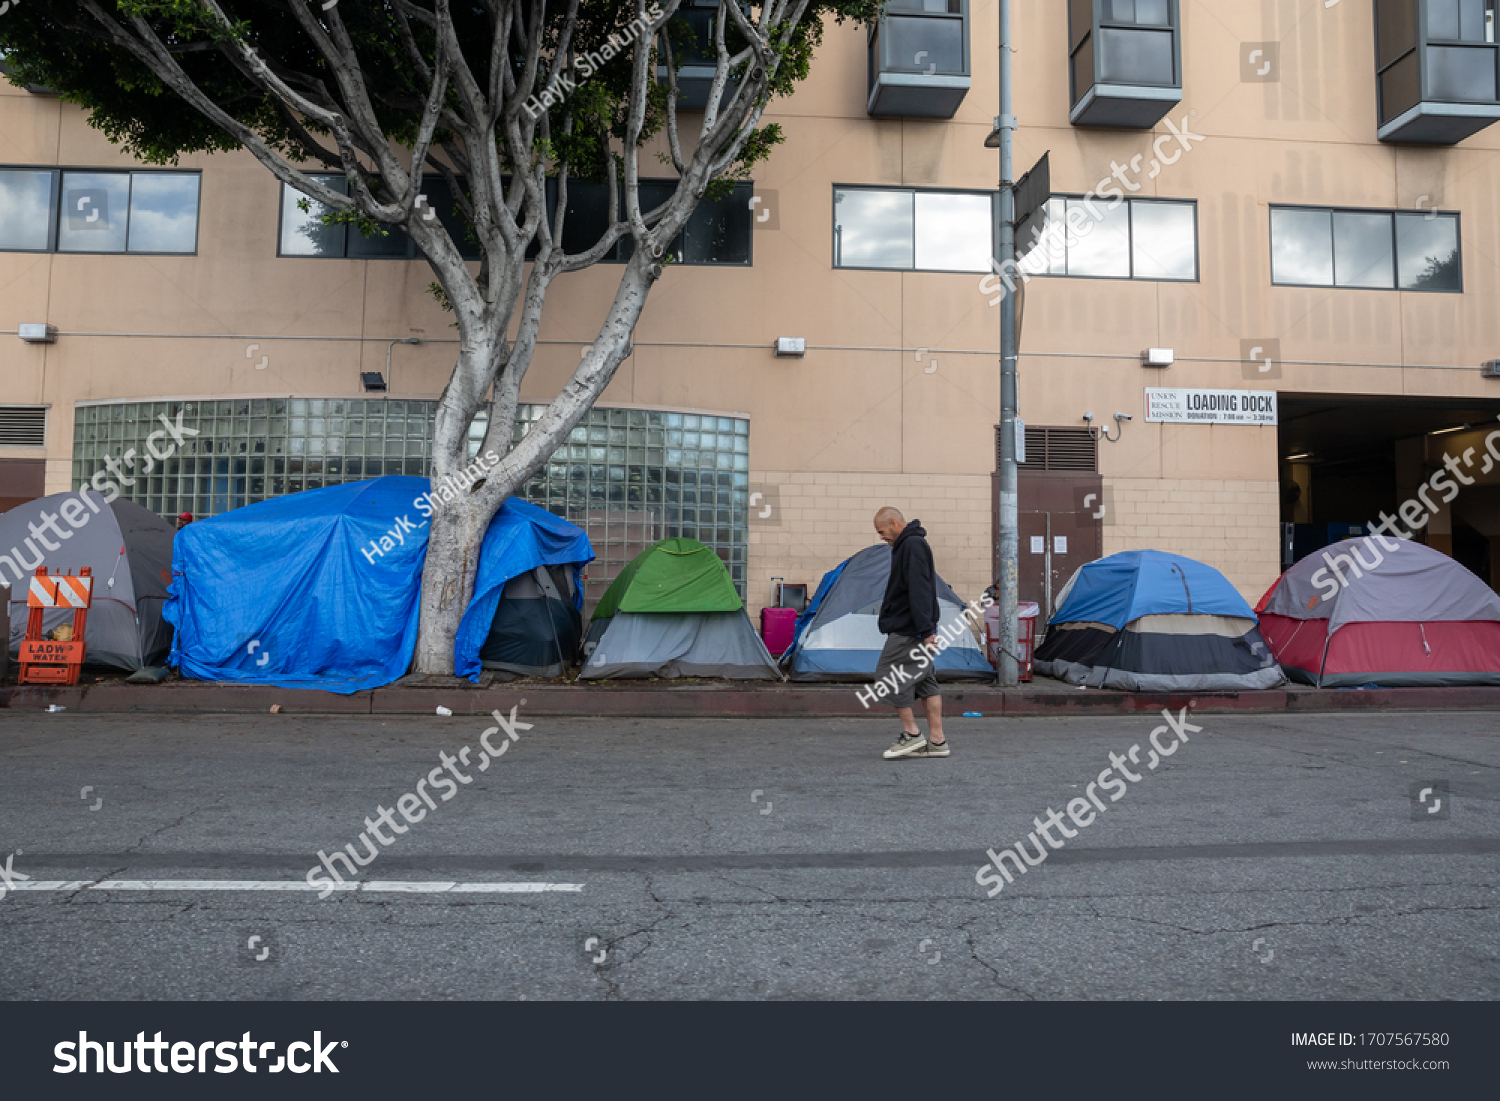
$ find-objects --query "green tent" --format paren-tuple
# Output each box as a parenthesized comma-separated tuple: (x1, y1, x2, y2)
(580, 539, 781, 680)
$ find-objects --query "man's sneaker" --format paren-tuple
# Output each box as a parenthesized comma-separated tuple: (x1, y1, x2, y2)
(917, 740, 951, 758)
(883, 732, 927, 759)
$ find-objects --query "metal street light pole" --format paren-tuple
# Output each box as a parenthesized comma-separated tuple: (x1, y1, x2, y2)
(993, 0, 1019, 687)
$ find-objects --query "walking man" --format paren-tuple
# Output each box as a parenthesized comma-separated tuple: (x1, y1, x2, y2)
(872, 507, 947, 760)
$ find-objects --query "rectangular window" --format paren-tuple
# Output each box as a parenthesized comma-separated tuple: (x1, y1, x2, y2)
(282, 176, 746, 266)
(1071, 0, 1181, 121)
(1017, 195, 1197, 281)
(0, 168, 198, 254)
(0, 169, 56, 251)
(832, 185, 991, 272)
(1270, 204, 1462, 291)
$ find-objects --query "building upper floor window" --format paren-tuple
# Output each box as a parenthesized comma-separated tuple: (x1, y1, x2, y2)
(1069, 0, 1182, 127)
(1375, 0, 1500, 141)
(1270, 205, 1462, 291)
(279, 175, 480, 260)
(1017, 195, 1197, 281)
(867, 0, 970, 118)
(0, 167, 200, 254)
(832, 186, 992, 272)
(280, 175, 751, 266)
(558, 179, 753, 266)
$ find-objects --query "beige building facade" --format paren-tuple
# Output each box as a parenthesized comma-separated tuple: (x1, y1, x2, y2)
(4, 1, 1500, 621)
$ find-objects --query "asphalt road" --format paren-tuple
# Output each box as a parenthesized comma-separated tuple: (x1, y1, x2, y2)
(0, 707, 1496, 1000)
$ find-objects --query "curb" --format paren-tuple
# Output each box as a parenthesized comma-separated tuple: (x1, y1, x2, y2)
(5, 681, 1500, 717)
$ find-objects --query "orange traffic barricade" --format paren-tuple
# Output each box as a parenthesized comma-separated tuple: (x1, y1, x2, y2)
(18, 567, 92, 686)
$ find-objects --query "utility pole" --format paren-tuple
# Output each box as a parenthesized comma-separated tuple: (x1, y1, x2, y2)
(993, 0, 1019, 687)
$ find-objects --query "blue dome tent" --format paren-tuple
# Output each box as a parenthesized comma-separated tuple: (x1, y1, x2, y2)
(1033, 550, 1287, 691)
(779, 543, 993, 682)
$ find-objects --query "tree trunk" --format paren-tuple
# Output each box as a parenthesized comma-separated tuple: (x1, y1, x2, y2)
(410, 337, 514, 676)
(412, 488, 496, 674)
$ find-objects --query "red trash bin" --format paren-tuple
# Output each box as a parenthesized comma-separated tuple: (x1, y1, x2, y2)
(1017, 602, 1039, 682)
(986, 601, 1040, 681)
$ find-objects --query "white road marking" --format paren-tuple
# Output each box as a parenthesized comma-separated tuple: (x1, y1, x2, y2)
(7, 879, 584, 893)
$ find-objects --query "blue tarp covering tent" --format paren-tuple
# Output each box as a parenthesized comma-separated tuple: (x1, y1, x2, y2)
(779, 543, 993, 681)
(453, 498, 594, 681)
(165, 477, 433, 693)
(1033, 550, 1286, 691)
(166, 478, 592, 693)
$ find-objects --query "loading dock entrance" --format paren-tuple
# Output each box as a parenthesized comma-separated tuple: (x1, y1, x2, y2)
(1278, 393, 1500, 591)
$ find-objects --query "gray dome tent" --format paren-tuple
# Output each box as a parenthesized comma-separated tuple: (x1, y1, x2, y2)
(2, 488, 174, 671)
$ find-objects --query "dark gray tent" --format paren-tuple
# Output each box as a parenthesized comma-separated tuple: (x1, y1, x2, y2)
(2, 488, 174, 671)
(478, 564, 583, 678)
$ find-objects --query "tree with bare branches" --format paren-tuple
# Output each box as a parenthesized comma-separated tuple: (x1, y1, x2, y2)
(0, 0, 878, 672)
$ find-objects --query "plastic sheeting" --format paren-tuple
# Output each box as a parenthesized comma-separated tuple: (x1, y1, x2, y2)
(454, 499, 593, 681)
(165, 477, 433, 693)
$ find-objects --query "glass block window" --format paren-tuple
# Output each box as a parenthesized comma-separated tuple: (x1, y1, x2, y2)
(72, 400, 750, 606)
(470, 404, 750, 607)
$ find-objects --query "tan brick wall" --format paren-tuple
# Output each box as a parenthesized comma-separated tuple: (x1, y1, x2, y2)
(1102, 478, 1281, 607)
(747, 470, 992, 618)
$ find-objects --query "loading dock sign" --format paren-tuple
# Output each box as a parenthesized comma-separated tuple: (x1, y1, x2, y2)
(1144, 388, 1278, 425)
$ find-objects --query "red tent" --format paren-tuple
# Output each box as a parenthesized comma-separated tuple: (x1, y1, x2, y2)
(1256, 537, 1500, 687)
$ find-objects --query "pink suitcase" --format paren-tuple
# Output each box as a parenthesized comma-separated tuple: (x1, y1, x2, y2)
(760, 607, 797, 657)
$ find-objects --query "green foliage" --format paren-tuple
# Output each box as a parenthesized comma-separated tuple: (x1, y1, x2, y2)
(0, 1, 881, 239)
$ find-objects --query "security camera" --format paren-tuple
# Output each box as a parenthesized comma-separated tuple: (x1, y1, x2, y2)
(1115, 412, 1133, 421)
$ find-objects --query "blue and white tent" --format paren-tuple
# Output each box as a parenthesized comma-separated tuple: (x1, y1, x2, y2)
(779, 543, 993, 682)
(1033, 550, 1287, 691)
(166, 478, 591, 693)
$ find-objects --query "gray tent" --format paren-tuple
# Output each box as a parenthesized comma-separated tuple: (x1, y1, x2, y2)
(2, 488, 174, 671)
(580, 612, 783, 680)
(577, 537, 782, 680)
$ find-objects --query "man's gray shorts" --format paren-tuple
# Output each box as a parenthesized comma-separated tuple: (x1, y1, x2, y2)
(874, 634, 941, 709)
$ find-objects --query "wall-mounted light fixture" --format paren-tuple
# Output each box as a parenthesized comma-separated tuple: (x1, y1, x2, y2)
(360, 372, 388, 392)
(18, 323, 57, 344)
(773, 337, 805, 358)
(1140, 347, 1173, 368)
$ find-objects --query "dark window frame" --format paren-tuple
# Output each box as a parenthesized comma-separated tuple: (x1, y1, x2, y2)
(0, 164, 201, 256)
(1019, 193, 1199, 283)
(1268, 202, 1464, 293)
(1069, 0, 1182, 108)
(870, 0, 970, 78)
(831, 183, 996, 274)
(277, 174, 753, 268)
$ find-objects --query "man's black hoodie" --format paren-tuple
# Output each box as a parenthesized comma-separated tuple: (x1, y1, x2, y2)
(878, 520, 940, 638)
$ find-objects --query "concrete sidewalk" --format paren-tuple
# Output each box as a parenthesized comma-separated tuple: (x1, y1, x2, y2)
(4, 675, 1500, 717)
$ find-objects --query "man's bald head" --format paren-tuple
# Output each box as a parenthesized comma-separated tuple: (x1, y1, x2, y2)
(874, 507, 905, 544)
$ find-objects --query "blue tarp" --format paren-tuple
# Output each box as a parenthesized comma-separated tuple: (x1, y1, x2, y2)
(165, 478, 593, 693)
(1049, 549, 1256, 629)
(454, 498, 594, 681)
(165, 477, 432, 693)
